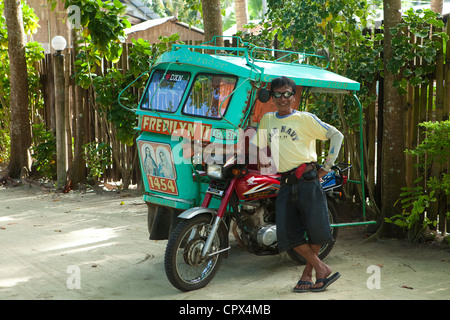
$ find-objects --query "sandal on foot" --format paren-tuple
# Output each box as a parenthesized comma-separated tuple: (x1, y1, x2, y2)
(293, 280, 313, 293)
(310, 272, 341, 292)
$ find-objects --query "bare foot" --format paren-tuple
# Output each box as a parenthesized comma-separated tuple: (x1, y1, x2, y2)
(294, 279, 313, 292)
(294, 264, 313, 291)
(311, 264, 332, 290)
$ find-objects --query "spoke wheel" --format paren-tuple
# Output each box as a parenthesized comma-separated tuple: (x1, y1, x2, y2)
(164, 214, 226, 291)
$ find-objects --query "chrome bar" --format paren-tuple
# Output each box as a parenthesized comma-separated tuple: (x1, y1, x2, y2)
(201, 216, 222, 258)
(207, 246, 231, 257)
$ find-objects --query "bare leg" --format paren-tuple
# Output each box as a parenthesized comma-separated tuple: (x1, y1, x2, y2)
(294, 244, 331, 290)
(294, 244, 318, 290)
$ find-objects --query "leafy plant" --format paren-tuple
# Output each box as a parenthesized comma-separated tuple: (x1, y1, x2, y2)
(64, 0, 131, 90)
(387, 120, 450, 242)
(384, 8, 449, 94)
(64, 0, 130, 62)
(387, 178, 437, 242)
(0, 126, 10, 165)
(83, 141, 112, 181)
(406, 121, 450, 167)
(30, 124, 57, 180)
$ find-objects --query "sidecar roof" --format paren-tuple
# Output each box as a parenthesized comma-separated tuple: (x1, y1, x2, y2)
(154, 41, 360, 92)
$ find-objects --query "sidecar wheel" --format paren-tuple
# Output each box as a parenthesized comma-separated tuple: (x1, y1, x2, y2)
(287, 200, 339, 264)
(164, 214, 226, 291)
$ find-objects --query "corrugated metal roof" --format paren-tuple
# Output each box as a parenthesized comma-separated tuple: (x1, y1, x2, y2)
(124, 16, 177, 34)
(124, 16, 204, 35)
(126, 0, 160, 20)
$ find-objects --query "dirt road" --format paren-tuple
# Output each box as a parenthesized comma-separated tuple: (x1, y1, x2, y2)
(1, 183, 449, 301)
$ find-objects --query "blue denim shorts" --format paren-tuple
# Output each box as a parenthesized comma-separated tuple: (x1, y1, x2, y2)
(275, 169, 334, 252)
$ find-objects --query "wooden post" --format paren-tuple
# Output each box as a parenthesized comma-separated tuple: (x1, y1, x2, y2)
(435, 27, 444, 122)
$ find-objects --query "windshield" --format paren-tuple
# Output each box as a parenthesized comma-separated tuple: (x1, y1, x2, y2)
(183, 74, 237, 119)
(141, 70, 190, 112)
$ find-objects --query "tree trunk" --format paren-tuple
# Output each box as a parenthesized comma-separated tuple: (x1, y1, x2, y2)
(381, 0, 406, 237)
(4, 0, 32, 178)
(235, 0, 248, 32)
(201, 0, 223, 46)
(68, 29, 87, 186)
(431, 0, 443, 15)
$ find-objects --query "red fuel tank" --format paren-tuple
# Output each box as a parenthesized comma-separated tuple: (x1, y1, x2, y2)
(235, 171, 281, 201)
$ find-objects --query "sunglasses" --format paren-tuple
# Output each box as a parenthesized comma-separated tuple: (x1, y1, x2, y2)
(272, 91, 295, 99)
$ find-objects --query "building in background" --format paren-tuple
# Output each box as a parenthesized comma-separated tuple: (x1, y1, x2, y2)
(124, 16, 204, 44)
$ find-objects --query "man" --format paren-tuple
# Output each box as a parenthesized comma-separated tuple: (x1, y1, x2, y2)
(251, 76, 343, 292)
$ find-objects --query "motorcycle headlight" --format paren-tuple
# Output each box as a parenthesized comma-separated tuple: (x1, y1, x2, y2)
(206, 164, 223, 179)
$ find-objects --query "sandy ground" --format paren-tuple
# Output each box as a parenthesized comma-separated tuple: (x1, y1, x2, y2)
(0, 183, 449, 301)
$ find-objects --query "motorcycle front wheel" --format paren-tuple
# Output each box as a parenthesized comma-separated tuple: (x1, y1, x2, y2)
(164, 214, 227, 291)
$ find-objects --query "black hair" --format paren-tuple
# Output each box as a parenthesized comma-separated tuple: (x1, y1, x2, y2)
(270, 76, 296, 94)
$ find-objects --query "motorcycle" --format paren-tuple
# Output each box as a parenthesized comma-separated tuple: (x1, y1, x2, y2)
(164, 156, 351, 291)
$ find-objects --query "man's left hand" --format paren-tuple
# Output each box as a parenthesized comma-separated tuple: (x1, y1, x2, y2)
(318, 168, 329, 180)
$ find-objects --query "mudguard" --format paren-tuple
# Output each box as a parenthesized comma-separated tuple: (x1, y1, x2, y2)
(178, 206, 230, 258)
(178, 206, 217, 220)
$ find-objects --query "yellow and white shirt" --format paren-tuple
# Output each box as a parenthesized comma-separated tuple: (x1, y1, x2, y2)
(251, 111, 341, 173)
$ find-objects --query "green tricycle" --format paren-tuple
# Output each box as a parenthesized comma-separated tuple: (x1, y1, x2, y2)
(122, 36, 375, 291)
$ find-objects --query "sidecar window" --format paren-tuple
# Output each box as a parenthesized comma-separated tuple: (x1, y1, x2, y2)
(183, 74, 237, 119)
(141, 70, 190, 112)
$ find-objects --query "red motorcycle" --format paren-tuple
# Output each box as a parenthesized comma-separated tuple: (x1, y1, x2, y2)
(164, 156, 350, 291)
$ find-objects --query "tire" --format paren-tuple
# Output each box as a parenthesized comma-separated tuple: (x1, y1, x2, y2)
(164, 214, 227, 291)
(287, 199, 339, 264)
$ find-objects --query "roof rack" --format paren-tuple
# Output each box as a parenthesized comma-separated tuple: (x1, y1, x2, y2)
(171, 36, 330, 70)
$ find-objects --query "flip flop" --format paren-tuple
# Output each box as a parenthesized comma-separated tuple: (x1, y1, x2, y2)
(293, 280, 313, 293)
(310, 272, 341, 292)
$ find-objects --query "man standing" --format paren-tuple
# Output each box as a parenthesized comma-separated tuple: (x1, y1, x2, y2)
(251, 77, 343, 292)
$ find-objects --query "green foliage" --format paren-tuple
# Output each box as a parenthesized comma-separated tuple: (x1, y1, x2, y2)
(406, 121, 450, 167)
(26, 42, 45, 109)
(383, 8, 449, 94)
(83, 141, 112, 181)
(386, 121, 450, 242)
(428, 174, 450, 197)
(65, 0, 131, 91)
(244, 0, 381, 131)
(387, 178, 437, 242)
(93, 67, 137, 146)
(0, 1, 44, 164)
(0, 125, 10, 165)
(246, 3, 447, 129)
(64, 0, 130, 62)
(30, 124, 57, 180)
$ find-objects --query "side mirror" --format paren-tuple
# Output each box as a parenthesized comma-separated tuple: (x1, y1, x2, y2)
(257, 88, 271, 103)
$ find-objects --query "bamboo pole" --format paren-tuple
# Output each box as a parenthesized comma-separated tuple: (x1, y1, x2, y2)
(444, 21, 450, 121)
(435, 26, 444, 123)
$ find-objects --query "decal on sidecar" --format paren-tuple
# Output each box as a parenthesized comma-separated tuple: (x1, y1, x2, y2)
(140, 115, 212, 141)
(138, 140, 178, 195)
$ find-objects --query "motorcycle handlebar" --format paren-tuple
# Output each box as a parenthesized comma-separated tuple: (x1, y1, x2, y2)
(331, 163, 352, 176)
